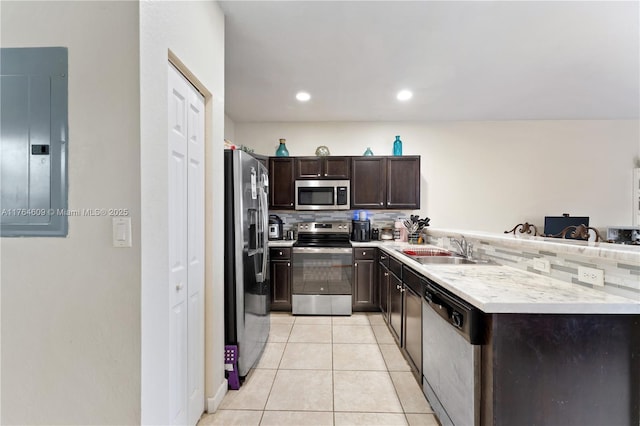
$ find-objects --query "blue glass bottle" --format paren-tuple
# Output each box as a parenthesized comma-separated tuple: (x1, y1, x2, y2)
(393, 136, 402, 156)
(363, 147, 373, 156)
(275, 138, 289, 157)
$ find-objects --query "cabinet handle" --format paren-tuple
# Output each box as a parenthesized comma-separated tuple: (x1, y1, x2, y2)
(400, 287, 406, 293)
(317, 173, 320, 177)
(176, 282, 184, 291)
(355, 262, 358, 267)
(384, 272, 389, 277)
(380, 256, 386, 260)
(279, 251, 283, 256)
(362, 251, 366, 256)
(380, 202, 383, 206)
(290, 202, 293, 206)
(287, 262, 290, 267)
(396, 284, 401, 290)
(324, 173, 327, 176)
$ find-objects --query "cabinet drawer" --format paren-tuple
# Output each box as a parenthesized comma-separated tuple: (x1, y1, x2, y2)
(354, 248, 376, 260)
(389, 256, 402, 278)
(403, 266, 423, 295)
(270, 248, 291, 260)
(378, 250, 390, 267)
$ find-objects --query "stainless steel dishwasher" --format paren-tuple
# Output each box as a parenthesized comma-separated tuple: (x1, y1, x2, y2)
(422, 279, 484, 426)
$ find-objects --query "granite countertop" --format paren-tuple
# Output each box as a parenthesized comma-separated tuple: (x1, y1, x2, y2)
(268, 240, 296, 247)
(352, 241, 640, 314)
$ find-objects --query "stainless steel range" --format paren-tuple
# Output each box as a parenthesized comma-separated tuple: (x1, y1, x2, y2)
(292, 222, 353, 315)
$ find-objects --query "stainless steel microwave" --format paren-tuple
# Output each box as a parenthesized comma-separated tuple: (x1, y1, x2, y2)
(295, 179, 350, 210)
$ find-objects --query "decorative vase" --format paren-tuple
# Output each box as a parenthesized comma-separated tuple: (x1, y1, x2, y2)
(363, 147, 373, 156)
(393, 135, 402, 156)
(275, 139, 289, 157)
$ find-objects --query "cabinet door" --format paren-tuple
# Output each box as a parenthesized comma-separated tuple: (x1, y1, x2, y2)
(351, 157, 386, 209)
(389, 272, 403, 344)
(353, 259, 376, 310)
(270, 260, 291, 310)
(378, 261, 390, 320)
(403, 284, 422, 378)
(295, 157, 323, 179)
(386, 156, 420, 209)
(324, 157, 350, 179)
(269, 158, 295, 209)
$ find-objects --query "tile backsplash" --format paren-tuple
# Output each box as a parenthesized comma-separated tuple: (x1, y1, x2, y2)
(269, 210, 413, 230)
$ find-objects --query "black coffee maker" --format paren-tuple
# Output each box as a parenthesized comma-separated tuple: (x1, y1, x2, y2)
(351, 220, 371, 242)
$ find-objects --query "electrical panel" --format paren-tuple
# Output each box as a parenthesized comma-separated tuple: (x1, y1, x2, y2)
(1, 47, 68, 236)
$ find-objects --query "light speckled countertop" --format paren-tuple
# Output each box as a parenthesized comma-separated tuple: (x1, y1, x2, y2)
(352, 241, 640, 314)
(267, 240, 296, 247)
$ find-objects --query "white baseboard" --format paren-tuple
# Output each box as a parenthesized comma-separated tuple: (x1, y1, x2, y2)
(207, 379, 228, 413)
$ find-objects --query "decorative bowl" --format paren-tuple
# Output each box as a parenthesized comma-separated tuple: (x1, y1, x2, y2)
(315, 146, 330, 156)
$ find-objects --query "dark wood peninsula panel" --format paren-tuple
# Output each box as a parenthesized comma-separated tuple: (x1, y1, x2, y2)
(481, 313, 639, 426)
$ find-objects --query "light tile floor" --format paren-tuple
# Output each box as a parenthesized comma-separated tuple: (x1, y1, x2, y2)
(199, 312, 439, 426)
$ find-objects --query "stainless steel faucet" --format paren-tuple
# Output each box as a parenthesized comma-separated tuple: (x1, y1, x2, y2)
(450, 235, 473, 258)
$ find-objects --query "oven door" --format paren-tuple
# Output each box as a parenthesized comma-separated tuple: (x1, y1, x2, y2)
(292, 247, 353, 315)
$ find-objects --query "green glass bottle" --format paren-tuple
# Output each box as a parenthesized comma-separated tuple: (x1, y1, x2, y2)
(275, 138, 289, 157)
(363, 147, 373, 156)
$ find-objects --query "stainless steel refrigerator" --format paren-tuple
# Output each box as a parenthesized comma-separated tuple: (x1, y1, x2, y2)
(224, 149, 270, 378)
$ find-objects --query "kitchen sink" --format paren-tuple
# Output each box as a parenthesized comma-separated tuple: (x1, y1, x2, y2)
(396, 248, 498, 265)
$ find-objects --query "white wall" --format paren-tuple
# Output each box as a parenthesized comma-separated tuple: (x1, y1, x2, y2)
(236, 120, 639, 232)
(1, 1, 141, 424)
(140, 1, 226, 423)
(224, 114, 236, 144)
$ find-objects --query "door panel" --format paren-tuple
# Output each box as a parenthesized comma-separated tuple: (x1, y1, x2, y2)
(168, 63, 205, 426)
(186, 80, 205, 425)
(168, 63, 189, 426)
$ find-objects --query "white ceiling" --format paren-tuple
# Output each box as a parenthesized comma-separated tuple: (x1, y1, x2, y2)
(219, 1, 639, 122)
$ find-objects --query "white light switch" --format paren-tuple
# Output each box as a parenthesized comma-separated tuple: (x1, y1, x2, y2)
(112, 217, 132, 248)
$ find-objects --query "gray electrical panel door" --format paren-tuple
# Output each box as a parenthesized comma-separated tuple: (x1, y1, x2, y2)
(1, 47, 68, 236)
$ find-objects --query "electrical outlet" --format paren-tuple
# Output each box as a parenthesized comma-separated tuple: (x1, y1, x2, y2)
(578, 266, 604, 287)
(533, 258, 551, 273)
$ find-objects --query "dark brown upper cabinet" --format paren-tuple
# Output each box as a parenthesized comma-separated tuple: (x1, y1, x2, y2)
(386, 156, 421, 209)
(351, 156, 420, 210)
(351, 157, 387, 209)
(268, 157, 295, 209)
(295, 157, 350, 180)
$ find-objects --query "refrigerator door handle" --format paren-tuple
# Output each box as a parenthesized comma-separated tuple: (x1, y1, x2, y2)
(255, 182, 269, 283)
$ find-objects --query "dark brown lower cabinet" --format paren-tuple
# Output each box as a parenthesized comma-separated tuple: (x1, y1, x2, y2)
(402, 268, 423, 381)
(388, 272, 403, 344)
(378, 252, 390, 320)
(269, 248, 291, 311)
(353, 248, 377, 311)
(482, 314, 640, 426)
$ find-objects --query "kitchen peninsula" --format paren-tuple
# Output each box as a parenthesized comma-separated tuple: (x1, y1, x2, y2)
(348, 230, 640, 426)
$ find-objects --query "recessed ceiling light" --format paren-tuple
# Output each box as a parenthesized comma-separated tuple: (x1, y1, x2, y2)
(397, 90, 413, 101)
(296, 91, 311, 102)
